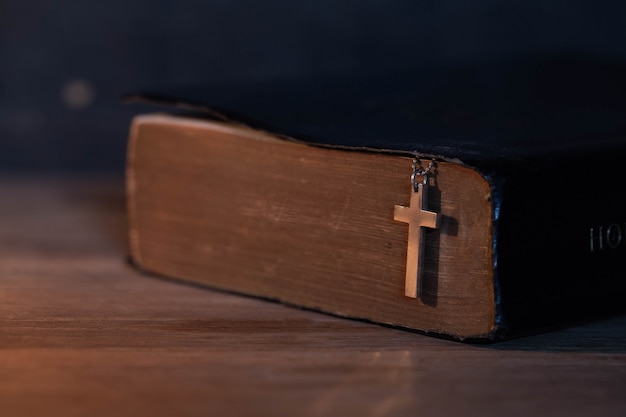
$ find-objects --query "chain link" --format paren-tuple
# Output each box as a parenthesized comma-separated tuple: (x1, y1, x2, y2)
(411, 158, 436, 191)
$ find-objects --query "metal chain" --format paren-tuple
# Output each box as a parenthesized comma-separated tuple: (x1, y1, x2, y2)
(411, 158, 436, 192)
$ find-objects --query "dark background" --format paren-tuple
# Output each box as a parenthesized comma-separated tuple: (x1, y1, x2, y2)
(2, 1, 626, 174)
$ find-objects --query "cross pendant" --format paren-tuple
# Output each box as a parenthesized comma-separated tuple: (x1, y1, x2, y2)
(394, 184, 440, 299)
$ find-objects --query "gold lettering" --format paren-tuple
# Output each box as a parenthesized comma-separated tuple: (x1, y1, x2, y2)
(590, 223, 625, 252)
(590, 226, 603, 252)
(606, 223, 622, 249)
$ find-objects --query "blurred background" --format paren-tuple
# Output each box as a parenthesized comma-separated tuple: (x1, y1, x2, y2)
(2, 0, 626, 174)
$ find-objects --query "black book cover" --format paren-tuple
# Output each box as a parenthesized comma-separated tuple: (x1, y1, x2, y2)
(125, 55, 626, 339)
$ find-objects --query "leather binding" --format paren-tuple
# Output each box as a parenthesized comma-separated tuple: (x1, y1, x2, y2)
(125, 55, 626, 340)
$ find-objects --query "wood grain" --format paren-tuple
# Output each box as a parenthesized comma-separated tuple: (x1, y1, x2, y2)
(1, 177, 626, 417)
(127, 114, 495, 339)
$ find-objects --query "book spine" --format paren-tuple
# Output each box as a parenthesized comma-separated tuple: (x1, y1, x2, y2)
(490, 149, 626, 336)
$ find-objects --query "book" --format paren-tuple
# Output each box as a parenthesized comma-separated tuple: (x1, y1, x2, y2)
(124, 56, 626, 342)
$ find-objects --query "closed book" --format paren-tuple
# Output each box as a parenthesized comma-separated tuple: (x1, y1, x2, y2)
(124, 56, 626, 341)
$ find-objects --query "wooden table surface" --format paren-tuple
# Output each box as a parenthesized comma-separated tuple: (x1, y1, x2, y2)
(1, 176, 625, 417)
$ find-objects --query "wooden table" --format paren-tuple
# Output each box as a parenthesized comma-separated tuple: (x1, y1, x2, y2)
(1, 177, 625, 417)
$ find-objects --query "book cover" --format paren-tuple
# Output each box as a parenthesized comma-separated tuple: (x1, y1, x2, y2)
(124, 56, 626, 341)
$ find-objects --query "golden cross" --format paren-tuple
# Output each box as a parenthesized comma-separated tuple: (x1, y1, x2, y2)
(394, 184, 440, 299)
